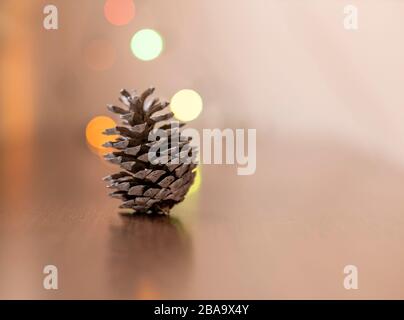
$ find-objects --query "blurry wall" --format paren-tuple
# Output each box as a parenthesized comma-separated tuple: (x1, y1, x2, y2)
(1, 0, 404, 164)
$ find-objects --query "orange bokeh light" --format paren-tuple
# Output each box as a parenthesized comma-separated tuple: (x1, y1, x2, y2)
(135, 278, 161, 300)
(86, 116, 118, 150)
(104, 0, 135, 26)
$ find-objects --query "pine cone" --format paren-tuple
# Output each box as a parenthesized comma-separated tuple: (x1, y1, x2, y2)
(102, 87, 197, 215)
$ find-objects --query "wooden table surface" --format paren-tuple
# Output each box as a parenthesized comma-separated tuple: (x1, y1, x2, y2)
(3, 0, 404, 300)
(1, 134, 404, 299)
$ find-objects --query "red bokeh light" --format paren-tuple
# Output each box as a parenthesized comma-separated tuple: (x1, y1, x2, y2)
(104, 0, 135, 26)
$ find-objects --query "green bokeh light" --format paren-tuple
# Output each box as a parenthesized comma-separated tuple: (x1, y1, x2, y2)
(130, 29, 163, 61)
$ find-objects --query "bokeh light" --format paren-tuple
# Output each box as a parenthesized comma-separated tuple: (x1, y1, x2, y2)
(104, 0, 135, 26)
(84, 39, 116, 71)
(170, 89, 203, 122)
(86, 116, 118, 150)
(130, 29, 163, 61)
(188, 166, 201, 196)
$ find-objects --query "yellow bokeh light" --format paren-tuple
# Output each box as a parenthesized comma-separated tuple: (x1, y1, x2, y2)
(170, 89, 203, 122)
(188, 166, 201, 196)
(86, 116, 118, 150)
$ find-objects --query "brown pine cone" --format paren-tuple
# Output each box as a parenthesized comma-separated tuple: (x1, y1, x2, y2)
(102, 87, 197, 215)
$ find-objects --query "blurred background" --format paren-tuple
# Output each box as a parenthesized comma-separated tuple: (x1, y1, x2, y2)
(1, 0, 404, 299)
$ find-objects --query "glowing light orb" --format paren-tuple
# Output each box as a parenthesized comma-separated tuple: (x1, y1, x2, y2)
(104, 0, 135, 26)
(170, 89, 203, 122)
(131, 29, 163, 61)
(86, 116, 118, 150)
(84, 39, 116, 71)
(188, 166, 201, 195)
